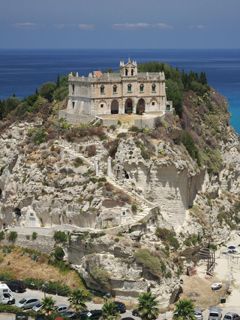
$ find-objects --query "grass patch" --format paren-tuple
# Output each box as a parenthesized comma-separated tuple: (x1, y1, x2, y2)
(134, 249, 165, 278)
(0, 246, 87, 293)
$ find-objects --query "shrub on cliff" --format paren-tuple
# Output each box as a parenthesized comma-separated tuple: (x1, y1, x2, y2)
(39, 82, 57, 102)
(53, 75, 68, 101)
(28, 127, 47, 145)
(155, 228, 179, 249)
(134, 249, 163, 278)
(0, 231, 5, 241)
(8, 231, 18, 243)
(54, 231, 68, 243)
(54, 246, 65, 261)
(0, 97, 21, 119)
(65, 125, 106, 142)
(166, 79, 183, 117)
(180, 131, 200, 165)
(90, 267, 111, 291)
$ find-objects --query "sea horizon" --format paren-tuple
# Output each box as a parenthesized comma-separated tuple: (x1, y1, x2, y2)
(0, 48, 239, 133)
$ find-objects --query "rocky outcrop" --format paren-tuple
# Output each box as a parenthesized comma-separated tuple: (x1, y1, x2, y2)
(0, 89, 239, 306)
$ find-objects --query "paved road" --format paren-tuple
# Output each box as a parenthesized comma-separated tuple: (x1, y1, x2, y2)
(0, 288, 139, 319)
(1, 288, 240, 319)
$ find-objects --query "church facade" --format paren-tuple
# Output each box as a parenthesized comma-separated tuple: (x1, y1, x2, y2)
(60, 60, 172, 124)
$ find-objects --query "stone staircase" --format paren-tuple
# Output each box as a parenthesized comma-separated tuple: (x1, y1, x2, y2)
(58, 140, 158, 231)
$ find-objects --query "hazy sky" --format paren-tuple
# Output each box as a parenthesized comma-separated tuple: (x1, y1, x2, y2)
(0, 0, 240, 49)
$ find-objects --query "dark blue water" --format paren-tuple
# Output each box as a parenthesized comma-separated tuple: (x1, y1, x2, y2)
(0, 49, 239, 133)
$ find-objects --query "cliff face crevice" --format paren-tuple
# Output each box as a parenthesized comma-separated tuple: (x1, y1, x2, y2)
(112, 138, 206, 227)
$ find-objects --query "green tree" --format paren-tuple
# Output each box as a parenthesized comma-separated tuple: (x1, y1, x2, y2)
(137, 291, 159, 320)
(32, 232, 37, 241)
(8, 231, 17, 243)
(68, 289, 88, 312)
(28, 128, 47, 145)
(180, 131, 200, 165)
(53, 231, 68, 244)
(0, 231, 5, 241)
(39, 82, 56, 102)
(101, 300, 120, 320)
(173, 299, 195, 320)
(41, 296, 56, 316)
(53, 247, 65, 261)
(199, 72, 207, 85)
(166, 79, 183, 118)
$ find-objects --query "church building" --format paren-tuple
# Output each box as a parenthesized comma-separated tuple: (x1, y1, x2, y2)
(59, 60, 173, 125)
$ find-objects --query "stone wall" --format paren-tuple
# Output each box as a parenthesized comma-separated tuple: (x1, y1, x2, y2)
(3, 233, 55, 254)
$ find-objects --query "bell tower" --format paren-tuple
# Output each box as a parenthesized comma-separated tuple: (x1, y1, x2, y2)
(120, 59, 138, 77)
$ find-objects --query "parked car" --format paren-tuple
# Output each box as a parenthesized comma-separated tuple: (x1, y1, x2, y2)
(211, 282, 222, 290)
(79, 310, 102, 319)
(132, 309, 140, 316)
(55, 304, 69, 313)
(227, 245, 238, 254)
(15, 313, 28, 320)
(194, 308, 203, 320)
(6, 280, 26, 293)
(208, 307, 222, 320)
(60, 310, 78, 319)
(32, 302, 43, 312)
(113, 301, 126, 313)
(223, 312, 240, 320)
(35, 316, 46, 320)
(16, 298, 40, 310)
(0, 283, 15, 304)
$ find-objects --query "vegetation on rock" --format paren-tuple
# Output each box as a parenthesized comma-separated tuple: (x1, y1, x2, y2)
(134, 248, 166, 278)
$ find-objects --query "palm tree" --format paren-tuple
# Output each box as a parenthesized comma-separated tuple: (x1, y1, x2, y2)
(137, 291, 159, 320)
(68, 289, 88, 312)
(101, 300, 120, 320)
(41, 296, 56, 316)
(173, 299, 195, 320)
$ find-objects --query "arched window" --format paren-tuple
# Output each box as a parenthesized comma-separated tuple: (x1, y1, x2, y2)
(72, 84, 75, 94)
(127, 84, 132, 93)
(152, 83, 156, 92)
(100, 85, 105, 95)
(140, 84, 144, 92)
(125, 69, 128, 76)
(72, 101, 75, 108)
(131, 69, 134, 76)
(113, 85, 117, 94)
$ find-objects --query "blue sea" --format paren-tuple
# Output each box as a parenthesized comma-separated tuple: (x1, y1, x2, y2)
(0, 49, 239, 133)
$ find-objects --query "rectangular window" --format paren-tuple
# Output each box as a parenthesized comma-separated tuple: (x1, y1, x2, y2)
(127, 84, 132, 93)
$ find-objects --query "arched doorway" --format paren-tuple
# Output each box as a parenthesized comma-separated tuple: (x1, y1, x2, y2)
(125, 98, 133, 114)
(136, 98, 145, 115)
(111, 100, 119, 114)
